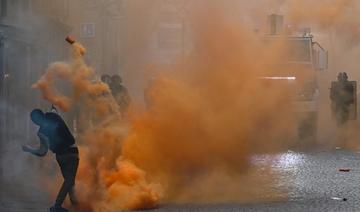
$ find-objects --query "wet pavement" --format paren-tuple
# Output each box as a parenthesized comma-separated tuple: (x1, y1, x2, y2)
(2, 149, 360, 211)
(140, 149, 360, 212)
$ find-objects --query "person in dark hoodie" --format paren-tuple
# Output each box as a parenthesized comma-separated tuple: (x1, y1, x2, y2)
(22, 106, 79, 212)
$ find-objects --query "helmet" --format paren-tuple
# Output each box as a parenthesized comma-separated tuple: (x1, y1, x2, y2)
(337, 72, 348, 82)
(343, 72, 348, 81)
(337, 72, 343, 81)
(101, 74, 112, 84)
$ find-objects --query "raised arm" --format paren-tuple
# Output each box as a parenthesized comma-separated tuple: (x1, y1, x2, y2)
(22, 133, 49, 157)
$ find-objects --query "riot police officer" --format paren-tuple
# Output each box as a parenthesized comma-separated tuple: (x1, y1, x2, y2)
(330, 72, 356, 125)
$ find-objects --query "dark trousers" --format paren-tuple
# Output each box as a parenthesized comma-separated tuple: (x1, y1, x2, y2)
(55, 153, 79, 207)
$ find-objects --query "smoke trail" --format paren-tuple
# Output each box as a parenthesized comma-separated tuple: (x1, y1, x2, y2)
(33, 42, 163, 211)
(32, 43, 114, 116)
(31, 62, 73, 111)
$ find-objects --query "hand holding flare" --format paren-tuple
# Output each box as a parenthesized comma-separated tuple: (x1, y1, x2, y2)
(65, 35, 86, 56)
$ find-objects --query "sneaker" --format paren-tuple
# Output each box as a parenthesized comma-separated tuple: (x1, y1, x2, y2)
(50, 205, 69, 212)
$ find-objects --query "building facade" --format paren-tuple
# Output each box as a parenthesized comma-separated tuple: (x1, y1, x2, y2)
(0, 0, 71, 185)
(67, 0, 125, 75)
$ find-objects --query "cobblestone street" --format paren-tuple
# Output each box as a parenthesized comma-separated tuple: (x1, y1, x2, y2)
(2, 149, 360, 212)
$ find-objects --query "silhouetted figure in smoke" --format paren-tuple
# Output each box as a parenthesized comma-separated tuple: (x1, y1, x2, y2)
(110, 75, 131, 114)
(330, 72, 356, 125)
(101, 74, 131, 115)
(22, 106, 79, 212)
(101, 74, 112, 86)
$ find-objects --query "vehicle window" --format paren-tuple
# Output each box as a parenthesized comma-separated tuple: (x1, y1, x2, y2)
(286, 40, 311, 62)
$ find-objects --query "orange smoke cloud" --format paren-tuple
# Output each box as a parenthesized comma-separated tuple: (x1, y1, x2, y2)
(32, 62, 72, 111)
(75, 119, 163, 211)
(103, 160, 162, 210)
(285, 0, 354, 28)
(33, 42, 163, 210)
(34, 0, 360, 210)
(34, 10, 296, 212)
(274, 0, 360, 46)
(118, 8, 299, 202)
